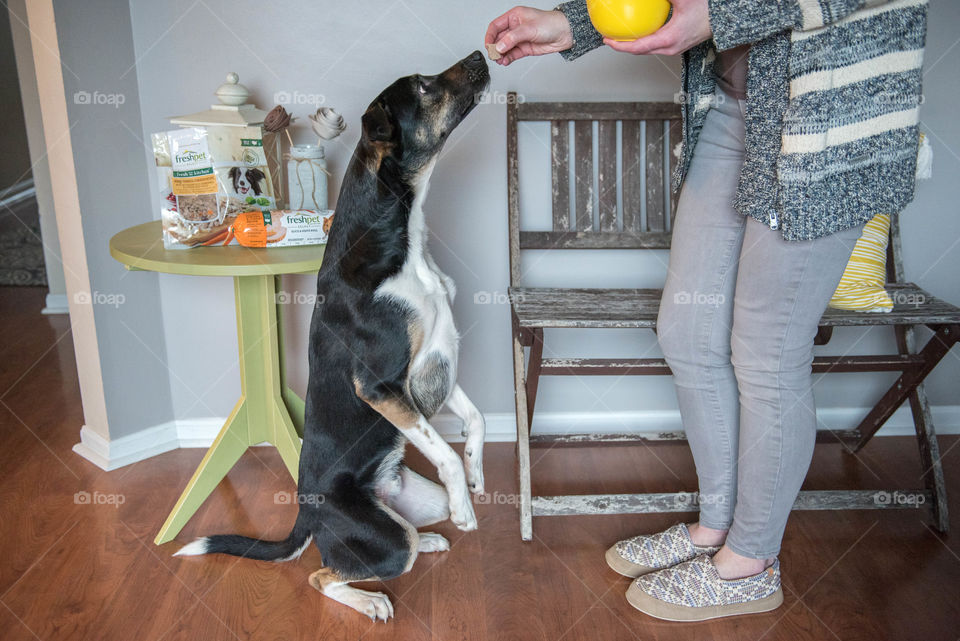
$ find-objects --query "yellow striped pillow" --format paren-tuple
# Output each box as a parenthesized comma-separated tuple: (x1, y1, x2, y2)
(829, 213, 893, 313)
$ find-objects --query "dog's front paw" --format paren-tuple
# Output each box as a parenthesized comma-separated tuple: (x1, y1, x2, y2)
(464, 444, 485, 495)
(449, 494, 478, 531)
(465, 459, 484, 495)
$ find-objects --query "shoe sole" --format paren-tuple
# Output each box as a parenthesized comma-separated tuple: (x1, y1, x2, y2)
(604, 545, 657, 578)
(626, 583, 784, 622)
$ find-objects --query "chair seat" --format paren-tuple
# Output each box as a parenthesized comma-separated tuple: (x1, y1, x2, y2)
(510, 288, 660, 328)
(509, 283, 960, 329)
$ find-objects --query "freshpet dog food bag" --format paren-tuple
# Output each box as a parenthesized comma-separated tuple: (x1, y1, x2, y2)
(153, 126, 281, 248)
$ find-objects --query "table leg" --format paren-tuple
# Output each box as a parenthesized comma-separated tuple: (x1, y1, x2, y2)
(275, 275, 305, 437)
(154, 274, 304, 545)
(153, 400, 249, 545)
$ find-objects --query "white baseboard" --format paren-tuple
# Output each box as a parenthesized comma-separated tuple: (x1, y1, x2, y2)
(41, 293, 69, 315)
(72, 422, 179, 471)
(72, 405, 960, 470)
(512, 405, 960, 440)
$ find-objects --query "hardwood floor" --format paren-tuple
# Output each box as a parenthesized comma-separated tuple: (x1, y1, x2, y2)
(1, 285, 958, 640)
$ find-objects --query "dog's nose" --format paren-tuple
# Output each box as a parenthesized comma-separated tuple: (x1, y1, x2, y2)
(465, 50, 484, 67)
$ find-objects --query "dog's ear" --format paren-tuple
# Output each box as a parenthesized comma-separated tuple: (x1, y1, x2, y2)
(362, 102, 393, 143)
(248, 168, 265, 195)
(228, 167, 240, 182)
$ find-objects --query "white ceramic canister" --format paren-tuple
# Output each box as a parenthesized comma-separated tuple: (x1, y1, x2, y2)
(287, 144, 328, 210)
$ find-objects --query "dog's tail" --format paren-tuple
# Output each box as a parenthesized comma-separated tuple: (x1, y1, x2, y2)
(173, 517, 312, 562)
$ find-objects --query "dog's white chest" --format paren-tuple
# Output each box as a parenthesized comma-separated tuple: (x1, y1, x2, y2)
(377, 251, 455, 333)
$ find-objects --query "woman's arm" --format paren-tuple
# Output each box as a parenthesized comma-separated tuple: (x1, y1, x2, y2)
(608, 0, 902, 56)
(554, 0, 605, 60)
(710, 0, 900, 50)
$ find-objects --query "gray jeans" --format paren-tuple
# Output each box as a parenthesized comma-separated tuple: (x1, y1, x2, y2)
(657, 89, 865, 559)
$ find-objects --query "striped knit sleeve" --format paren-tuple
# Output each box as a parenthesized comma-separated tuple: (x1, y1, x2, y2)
(708, 0, 897, 50)
(556, 0, 604, 61)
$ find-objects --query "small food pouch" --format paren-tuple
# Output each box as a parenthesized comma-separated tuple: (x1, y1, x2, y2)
(169, 128, 221, 223)
(156, 128, 236, 248)
(230, 210, 334, 248)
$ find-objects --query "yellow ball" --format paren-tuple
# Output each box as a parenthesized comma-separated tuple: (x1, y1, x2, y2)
(586, 0, 672, 41)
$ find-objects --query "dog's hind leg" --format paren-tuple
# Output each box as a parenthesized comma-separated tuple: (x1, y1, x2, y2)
(379, 467, 450, 550)
(309, 568, 394, 622)
(355, 382, 477, 531)
(444, 384, 485, 495)
(308, 502, 421, 622)
(385, 466, 450, 527)
(417, 532, 450, 552)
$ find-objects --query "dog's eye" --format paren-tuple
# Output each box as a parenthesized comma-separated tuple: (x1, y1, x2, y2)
(417, 81, 427, 95)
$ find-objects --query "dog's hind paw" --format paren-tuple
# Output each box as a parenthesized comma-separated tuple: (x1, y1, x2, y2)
(417, 532, 450, 552)
(326, 585, 394, 622)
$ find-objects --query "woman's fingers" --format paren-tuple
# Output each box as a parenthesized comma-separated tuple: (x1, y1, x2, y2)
(603, 25, 676, 55)
(484, 11, 513, 45)
(494, 22, 539, 56)
(498, 42, 536, 65)
(602, 0, 712, 56)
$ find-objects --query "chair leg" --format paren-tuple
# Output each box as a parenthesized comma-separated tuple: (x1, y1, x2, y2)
(511, 326, 533, 541)
(854, 324, 960, 451)
(896, 325, 950, 532)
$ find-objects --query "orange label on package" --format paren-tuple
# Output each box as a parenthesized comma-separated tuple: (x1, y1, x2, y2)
(232, 211, 268, 247)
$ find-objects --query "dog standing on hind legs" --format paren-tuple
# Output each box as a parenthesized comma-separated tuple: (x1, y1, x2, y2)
(174, 51, 491, 621)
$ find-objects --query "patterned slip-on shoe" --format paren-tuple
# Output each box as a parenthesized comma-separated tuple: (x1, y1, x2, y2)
(605, 523, 721, 578)
(626, 555, 784, 622)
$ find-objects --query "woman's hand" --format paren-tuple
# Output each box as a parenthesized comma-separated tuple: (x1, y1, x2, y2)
(484, 6, 574, 66)
(604, 0, 712, 56)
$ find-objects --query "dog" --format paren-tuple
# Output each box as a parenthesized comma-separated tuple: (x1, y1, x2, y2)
(175, 51, 490, 622)
(228, 166, 266, 197)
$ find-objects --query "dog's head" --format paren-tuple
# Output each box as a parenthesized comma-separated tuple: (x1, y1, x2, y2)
(229, 167, 265, 196)
(360, 50, 490, 176)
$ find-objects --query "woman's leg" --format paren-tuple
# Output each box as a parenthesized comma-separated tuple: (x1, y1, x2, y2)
(657, 90, 747, 536)
(720, 216, 865, 569)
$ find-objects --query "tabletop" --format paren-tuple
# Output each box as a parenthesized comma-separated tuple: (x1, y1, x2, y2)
(109, 220, 326, 277)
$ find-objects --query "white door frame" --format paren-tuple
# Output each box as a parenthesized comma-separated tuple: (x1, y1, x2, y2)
(23, 0, 110, 442)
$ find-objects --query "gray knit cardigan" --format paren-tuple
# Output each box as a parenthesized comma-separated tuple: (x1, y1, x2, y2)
(557, 0, 928, 240)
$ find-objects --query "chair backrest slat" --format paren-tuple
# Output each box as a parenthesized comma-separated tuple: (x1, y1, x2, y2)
(646, 120, 666, 233)
(515, 101, 679, 121)
(550, 120, 570, 231)
(622, 120, 642, 232)
(598, 120, 618, 232)
(574, 121, 594, 232)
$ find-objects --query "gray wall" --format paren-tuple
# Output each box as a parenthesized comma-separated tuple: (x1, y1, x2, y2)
(54, 0, 174, 438)
(121, 0, 959, 426)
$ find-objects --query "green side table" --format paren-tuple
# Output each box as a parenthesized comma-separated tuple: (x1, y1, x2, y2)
(109, 220, 325, 545)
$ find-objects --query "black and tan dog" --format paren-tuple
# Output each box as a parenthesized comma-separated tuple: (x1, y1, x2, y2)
(175, 51, 490, 621)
